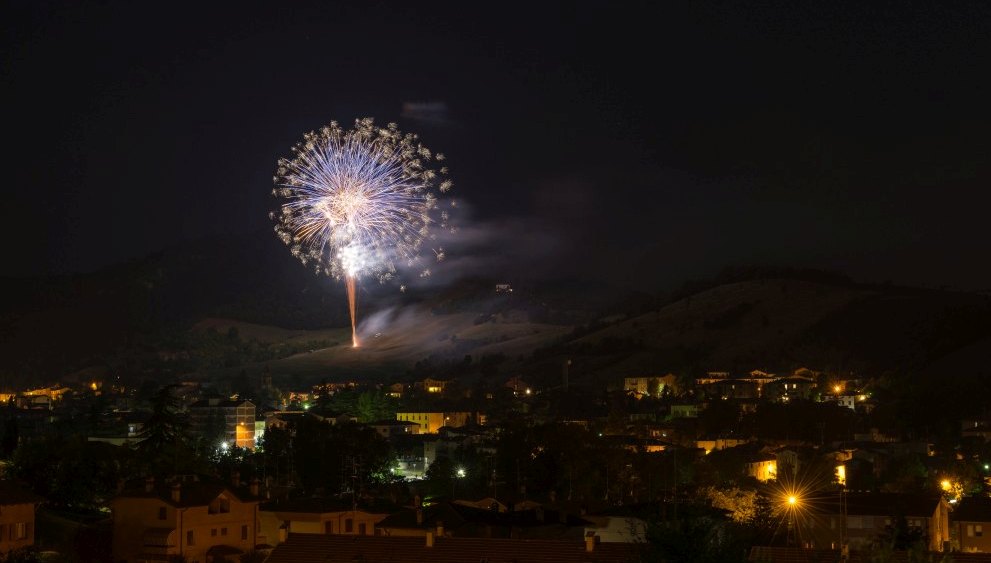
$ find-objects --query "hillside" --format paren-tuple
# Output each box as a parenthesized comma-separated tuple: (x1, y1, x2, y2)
(520, 278, 991, 387)
(4, 227, 991, 391)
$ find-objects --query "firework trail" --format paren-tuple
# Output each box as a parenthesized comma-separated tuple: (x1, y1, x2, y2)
(271, 118, 454, 347)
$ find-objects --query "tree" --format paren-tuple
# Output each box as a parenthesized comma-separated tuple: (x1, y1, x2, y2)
(137, 385, 199, 474)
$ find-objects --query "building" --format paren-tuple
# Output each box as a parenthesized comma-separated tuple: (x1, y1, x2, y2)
(0, 481, 42, 555)
(744, 453, 778, 482)
(953, 497, 991, 552)
(807, 493, 950, 552)
(367, 419, 419, 439)
(396, 412, 472, 434)
(624, 374, 679, 399)
(111, 476, 264, 563)
(259, 498, 389, 545)
(422, 378, 451, 394)
(189, 398, 256, 450)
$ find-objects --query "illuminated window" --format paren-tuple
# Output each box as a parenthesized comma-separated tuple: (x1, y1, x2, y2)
(14, 523, 27, 540)
(967, 525, 974, 538)
(977, 525, 984, 538)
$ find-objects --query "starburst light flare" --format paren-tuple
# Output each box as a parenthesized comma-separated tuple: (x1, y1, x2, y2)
(271, 118, 454, 347)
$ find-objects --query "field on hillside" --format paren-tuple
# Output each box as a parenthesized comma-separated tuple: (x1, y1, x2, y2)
(194, 307, 573, 384)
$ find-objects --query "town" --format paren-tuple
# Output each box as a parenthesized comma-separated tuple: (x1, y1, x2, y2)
(2, 359, 991, 562)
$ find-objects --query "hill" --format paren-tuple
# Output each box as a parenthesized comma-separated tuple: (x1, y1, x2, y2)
(519, 278, 991, 388)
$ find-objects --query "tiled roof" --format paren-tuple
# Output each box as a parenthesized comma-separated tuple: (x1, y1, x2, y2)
(267, 533, 641, 563)
(816, 493, 941, 517)
(954, 496, 991, 523)
(114, 479, 259, 508)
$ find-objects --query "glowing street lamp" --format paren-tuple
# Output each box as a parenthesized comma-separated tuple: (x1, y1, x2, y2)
(453, 467, 466, 498)
(784, 492, 800, 547)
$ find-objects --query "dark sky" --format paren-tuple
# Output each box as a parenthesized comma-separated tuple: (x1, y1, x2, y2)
(3, 1, 990, 290)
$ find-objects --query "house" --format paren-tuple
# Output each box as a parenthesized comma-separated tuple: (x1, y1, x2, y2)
(624, 374, 679, 399)
(259, 498, 389, 545)
(396, 411, 473, 434)
(696, 437, 750, 455)
(744, 452, 778, 482)
(423, 378, 453, 394)
(367, 419, 419, 439)
(807, 493, 950, 552)
(375, 502, 592, 540)
(0, 481, 42, 555)
(111, 476, 264, 563)
(267, 533, 638, 563)
(189, 398, 256, 450)
(952, 496, 991, 552)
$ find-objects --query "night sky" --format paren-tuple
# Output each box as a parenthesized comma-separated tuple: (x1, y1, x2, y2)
(3, 2, 990, 290)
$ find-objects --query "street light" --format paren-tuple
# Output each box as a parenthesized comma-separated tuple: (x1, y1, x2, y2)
(453, 467, 466, 498)
(785, 492, 800, 547)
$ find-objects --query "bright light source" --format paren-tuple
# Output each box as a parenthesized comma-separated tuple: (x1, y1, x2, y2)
(788, 495, 797, 505)
(833, 385, 841, 393)
(220, 441, 229, 451)
(456, 468, 466, 478)
(941, 479, 952, 491)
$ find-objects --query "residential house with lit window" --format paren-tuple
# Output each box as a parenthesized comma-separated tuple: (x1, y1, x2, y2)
(367, 419, 419, 439)
(744, 452, 777, 482)
(111, 476, 263, 563)
(953, 496, 991, 552)
(624, 374, 679, 399)
(396, 411, 472, 434)
(259, 498, 389, 546)
(0, 481, 42, 555)
(422, 378, 453, 394)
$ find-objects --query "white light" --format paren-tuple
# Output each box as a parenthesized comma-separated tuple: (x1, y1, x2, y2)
(220, 441, 229, 451)
(456, 468, 466, 478)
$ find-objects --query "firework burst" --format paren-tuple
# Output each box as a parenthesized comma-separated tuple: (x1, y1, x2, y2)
(271, 118, 454, 346)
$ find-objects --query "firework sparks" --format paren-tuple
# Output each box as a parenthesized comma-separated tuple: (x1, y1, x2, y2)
(271, 118, 454, 347)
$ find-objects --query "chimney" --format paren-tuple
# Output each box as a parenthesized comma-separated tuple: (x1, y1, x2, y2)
(585, 532, 597, 553)
(436, 520, 444, 537)
(425, 530, 434, 548)
(231, 470, 241, 487)
(145, 476, 155, 493)
(250, 478, 260, 497)
(416, 508, 424, 525)
(171, 482, 181, 503)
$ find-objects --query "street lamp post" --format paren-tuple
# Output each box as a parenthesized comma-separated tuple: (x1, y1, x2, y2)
(786, 494, 798, 547)
(453, 467, 466, 498)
